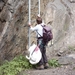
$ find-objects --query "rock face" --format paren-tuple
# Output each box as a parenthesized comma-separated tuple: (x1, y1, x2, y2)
(0, 0, 28, 60)
(0, 0, 75, 61)
(45, 0, 75, 53)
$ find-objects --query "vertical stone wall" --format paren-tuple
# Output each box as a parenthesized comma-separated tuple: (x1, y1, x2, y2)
(45, 0, 75, 53)
(0, 0, 29, 60)
(0, 0, 51, 61)
(0, 0, 75, 61)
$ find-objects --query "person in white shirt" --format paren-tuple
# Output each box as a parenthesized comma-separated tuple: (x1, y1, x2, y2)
(29, 16, 49, 70)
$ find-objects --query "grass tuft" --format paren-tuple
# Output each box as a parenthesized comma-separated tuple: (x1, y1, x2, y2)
(48, 59, 60, 67)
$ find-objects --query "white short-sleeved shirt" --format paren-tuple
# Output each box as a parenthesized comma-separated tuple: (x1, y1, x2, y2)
(30, 23, 43, 38)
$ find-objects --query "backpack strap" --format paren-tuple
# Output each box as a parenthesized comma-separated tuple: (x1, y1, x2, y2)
(36, 30, 42, 38)
(36, 25, 45, 38)
(41, 25, 45, 27)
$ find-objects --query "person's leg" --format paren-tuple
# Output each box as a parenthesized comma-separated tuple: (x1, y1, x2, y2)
(42, 46, 48, 64)
(38, 44, 44, 66)
(42, 42, 49, 69)
(37, 39, 44, 69)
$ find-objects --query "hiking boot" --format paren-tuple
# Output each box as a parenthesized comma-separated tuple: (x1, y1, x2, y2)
(44, 63, 49, 69)
(36, 65, 44, 70)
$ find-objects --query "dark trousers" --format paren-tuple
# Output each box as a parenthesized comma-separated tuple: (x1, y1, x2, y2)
(37, 39, 48, 66)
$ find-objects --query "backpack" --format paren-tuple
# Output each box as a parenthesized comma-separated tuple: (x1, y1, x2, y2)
(41, 25, 53, 43)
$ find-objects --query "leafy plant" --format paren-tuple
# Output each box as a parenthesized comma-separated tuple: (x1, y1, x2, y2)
(48, 59, 60, 67)
(68, 46, 75, 51)
(73, 67, 75, 70)
(0, 55, 33, 75)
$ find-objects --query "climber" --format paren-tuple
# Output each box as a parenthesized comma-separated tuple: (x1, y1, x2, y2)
(28, 15, 49, 70)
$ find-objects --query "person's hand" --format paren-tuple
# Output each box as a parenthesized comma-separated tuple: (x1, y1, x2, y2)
(28, 23, 31, 27)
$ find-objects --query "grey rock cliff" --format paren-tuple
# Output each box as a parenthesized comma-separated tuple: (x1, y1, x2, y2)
(0, 0, 75, 61)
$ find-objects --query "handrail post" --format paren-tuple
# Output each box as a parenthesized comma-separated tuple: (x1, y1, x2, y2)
(28, 0, 31, 48)
(28, 0, 40, 48)
(38, 0, 40, 16)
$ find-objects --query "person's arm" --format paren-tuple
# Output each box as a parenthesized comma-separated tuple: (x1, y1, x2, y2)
(28, 23, 38, 31)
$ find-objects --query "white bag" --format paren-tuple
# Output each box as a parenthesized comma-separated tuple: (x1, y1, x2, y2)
(26, 44, 42, 64)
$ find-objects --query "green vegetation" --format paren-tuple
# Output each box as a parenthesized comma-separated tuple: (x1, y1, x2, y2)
(68, 46, 75, 51)
(48, 59, 60, 67)
(73, 67, 75, 70)
(0, 55, 61, 75)
(0, 55, 33, 75)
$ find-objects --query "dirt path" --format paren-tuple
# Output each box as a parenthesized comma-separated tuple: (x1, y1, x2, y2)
(19, 64, 75, 75)
(19, 45, 75, 75)
(17, 46, 75, 75)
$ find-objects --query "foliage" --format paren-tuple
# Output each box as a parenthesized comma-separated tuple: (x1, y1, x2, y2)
(48, 59, 60, 67)
(68, 46, 75, 51)
(0, 55, 33, 75)
(73, 67, 75, 70)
